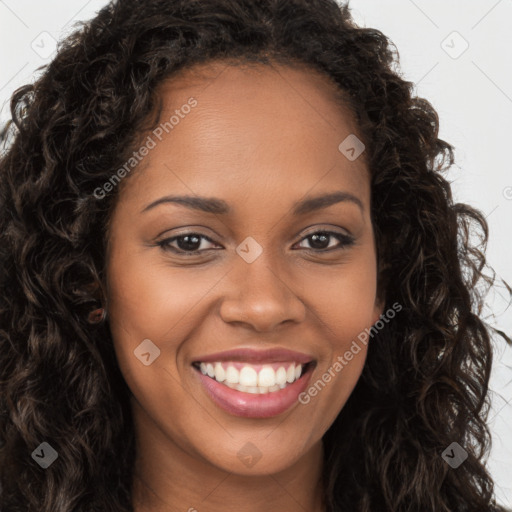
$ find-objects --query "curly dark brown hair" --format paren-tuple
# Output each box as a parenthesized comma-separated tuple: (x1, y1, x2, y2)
(0, 0, 510, 511)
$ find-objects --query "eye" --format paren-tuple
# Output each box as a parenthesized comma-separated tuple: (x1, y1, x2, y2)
(157, 233, 220, 254)
(294, 230, 355, 252)
(156, 229, 355, 256)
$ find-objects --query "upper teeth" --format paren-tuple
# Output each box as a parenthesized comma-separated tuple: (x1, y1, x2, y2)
(198, 362, 303, 391)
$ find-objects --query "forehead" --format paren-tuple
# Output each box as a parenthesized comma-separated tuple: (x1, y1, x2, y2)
(157, 59, 361, 144)
(119, 60, 369, 212)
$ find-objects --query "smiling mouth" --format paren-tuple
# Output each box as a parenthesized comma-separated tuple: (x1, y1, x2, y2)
(192, 360, 314, 394)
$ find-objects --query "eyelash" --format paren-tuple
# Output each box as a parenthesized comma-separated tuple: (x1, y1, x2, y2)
(156, 230, 355, 255)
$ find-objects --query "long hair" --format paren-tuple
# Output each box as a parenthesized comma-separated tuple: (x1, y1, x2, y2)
(0, 1, 510, 510)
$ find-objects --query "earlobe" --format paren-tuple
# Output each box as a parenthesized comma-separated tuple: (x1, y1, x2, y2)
(88, 307, 107, 324)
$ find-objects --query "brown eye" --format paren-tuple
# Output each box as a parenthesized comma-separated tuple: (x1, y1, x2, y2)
(295, 231, 355, 252)
(157, 233, 220, 254)
(156, 230, 355, 257)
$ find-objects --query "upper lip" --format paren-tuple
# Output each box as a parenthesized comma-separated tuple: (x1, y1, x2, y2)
(192, 347, 314, 365)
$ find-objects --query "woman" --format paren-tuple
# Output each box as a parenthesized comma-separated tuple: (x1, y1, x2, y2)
(0, 0, 510, 510)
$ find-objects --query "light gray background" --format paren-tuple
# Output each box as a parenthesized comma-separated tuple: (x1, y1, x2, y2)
(0, 0, 510, 506)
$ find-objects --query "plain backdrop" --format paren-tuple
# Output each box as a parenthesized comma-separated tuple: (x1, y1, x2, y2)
(0, 0, 510, 507)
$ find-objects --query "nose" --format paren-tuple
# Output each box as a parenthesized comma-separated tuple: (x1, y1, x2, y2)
(219, 253, 307, 332)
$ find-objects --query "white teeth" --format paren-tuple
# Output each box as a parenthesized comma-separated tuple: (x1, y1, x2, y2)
(239, 366, 258, 387)
(214, 362, 226, 382)
(275, 366, 287, 386)
(258, 366, 276, 387)
(197, 361, 307, 394)
(225, 365, 239, 384)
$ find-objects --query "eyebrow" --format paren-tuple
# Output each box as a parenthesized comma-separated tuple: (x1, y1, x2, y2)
(140, 191, 364, 215)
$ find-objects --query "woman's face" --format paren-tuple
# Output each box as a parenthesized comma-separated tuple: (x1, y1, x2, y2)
(106, 61, 383, 477)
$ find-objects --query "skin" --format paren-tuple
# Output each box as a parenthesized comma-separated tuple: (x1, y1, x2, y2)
(105, 60, 384, 512)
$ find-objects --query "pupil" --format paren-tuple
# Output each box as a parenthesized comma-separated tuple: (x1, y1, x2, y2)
(179, 235, 200, 251)
(310, 233, 329, 249)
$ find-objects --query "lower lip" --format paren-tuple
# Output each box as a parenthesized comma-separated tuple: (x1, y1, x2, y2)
(193, 365, 314, 418)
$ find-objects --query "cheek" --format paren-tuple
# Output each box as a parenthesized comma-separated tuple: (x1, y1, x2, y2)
(106, 240, 223, 342)
(105, 248, 213, 431)
(105, 243, 233, 410)
(296, 252, 378, 424)
(304, 252, 379, 345)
